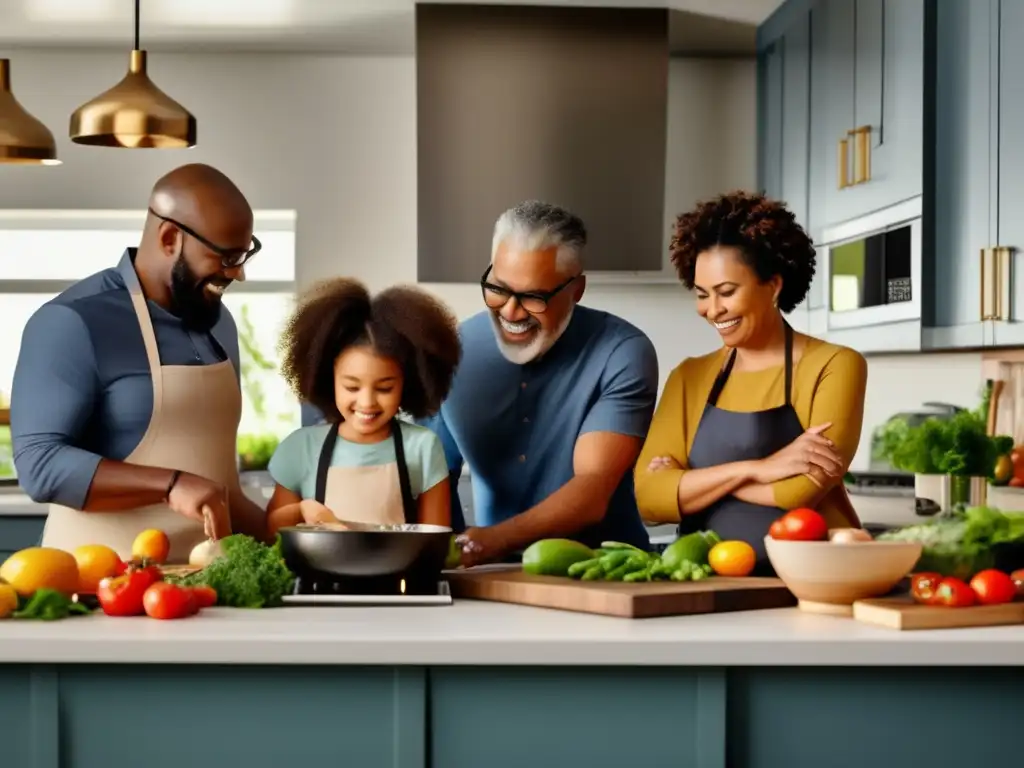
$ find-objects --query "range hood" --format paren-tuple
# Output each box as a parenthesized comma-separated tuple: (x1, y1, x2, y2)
(415, 3, 670, 282)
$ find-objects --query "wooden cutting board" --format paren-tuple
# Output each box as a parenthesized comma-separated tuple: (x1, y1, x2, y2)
(852, 595, 1024, 630)
(445, 566, 796, 618)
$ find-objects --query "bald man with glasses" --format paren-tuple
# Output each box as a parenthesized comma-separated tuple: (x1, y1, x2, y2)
(419, 200, 660, 566)
(10, 163, 268, 562)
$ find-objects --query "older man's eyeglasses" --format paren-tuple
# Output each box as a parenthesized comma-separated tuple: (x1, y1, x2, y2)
(479, 265, 578, 314)
(148, 208, 262, 269)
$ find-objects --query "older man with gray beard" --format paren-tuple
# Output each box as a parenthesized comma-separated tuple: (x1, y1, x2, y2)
(419, 200, 659, 565)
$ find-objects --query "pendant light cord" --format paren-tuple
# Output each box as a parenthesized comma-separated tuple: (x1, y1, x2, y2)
(134, 0, 140, 50)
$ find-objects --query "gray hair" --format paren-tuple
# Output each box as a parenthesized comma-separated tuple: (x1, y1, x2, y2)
(490, 200, 587, 275)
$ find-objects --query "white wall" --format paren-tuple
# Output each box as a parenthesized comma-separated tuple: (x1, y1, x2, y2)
(0, 49, 985, 468)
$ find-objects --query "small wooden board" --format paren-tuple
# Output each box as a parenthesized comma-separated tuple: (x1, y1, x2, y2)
(445, 566, 796, 618)
(159, 565, 202, 578)
(853, 595, 1024, 631)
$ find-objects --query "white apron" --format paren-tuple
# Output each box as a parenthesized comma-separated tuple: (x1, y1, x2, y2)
(41, 265, 244, 563)
(315, 420, 417, 526)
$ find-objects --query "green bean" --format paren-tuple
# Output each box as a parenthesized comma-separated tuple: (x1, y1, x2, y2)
(567, 558, 601, 578)
(581, 565, 604, 581)
(598, 550, 632, 572)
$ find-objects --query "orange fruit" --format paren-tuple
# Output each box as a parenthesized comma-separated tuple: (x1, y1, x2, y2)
(132, 529, 171, 564)
(0, 547, 80, 597)
(708, 541, 756, 577)
(73, 544, 122, 593)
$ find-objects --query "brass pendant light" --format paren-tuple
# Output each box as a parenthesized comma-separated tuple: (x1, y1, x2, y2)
(0, 58, 60, 165)
(69, 0, 196, 149)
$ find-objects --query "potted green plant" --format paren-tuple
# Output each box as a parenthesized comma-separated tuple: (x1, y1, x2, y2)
(878, 408, 1013, 512)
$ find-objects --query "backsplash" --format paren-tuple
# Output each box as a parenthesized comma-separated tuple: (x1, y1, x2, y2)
(852, 352, 986, 471)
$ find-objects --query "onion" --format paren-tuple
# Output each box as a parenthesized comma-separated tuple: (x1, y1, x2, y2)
(189, 538, 224, 568)
(829, 527, 873, 544)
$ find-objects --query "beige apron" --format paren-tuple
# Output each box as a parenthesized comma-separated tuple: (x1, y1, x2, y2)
(41, 265, 244, 563)
(316, 420, 417, 526)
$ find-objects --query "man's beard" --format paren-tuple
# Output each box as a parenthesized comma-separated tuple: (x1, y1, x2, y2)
(169, 255, 227, 332)
(490, 305, 574, 365)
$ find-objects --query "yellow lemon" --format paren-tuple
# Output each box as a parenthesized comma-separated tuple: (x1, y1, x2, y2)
(0, 581, 18, 618)
(708, 541, 756, 577)
(73, 544, 123, 593)
(0, 547, 80, 597)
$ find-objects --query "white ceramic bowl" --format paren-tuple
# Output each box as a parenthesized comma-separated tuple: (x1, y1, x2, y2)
(764, 535, 923, 615)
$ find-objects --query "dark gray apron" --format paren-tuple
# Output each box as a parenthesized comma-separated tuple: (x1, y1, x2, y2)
(679, 323, 804, 575)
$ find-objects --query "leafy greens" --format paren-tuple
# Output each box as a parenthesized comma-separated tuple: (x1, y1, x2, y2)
(174, 534, 295, 608)
(878, 505, 1024, 579)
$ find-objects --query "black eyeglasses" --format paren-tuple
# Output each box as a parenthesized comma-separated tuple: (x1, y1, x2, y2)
(480, 264, 578, 314)
(148, 208, 262, 269)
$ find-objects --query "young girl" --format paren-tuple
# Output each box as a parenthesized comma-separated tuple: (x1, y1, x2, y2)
(265, 277, 461, 536)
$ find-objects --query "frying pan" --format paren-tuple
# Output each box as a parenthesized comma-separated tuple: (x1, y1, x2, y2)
(277, 522, 453, 583)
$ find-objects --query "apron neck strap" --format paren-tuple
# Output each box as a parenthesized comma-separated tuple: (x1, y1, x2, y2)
(314, 425, 339, 505)
(708, 322, 794, 407)
(314, 420, 418, 525)
(390, 420, 418, 526)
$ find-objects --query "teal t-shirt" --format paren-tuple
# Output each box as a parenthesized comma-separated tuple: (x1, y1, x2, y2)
(267, 421, 449, 501)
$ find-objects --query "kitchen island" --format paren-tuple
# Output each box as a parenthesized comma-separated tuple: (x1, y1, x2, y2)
(1, 601, 1021, 768)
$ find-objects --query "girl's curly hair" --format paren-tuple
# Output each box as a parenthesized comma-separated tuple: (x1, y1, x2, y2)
(278, 277, 461, 422)
(669, 190, 816, 313)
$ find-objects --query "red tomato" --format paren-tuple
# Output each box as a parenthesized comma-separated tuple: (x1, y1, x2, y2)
(934, 577, 976, 608)
(771, 508, 828, 541)
(190, 585, 218, 609)
(113, 559, 129, 576)
(96, 564, 160, 617)
(143, 582, 197, 620)
(910, 572, 943, 605)
(969, 569, 1017, 605)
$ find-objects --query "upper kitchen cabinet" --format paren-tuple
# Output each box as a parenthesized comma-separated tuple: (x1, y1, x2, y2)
(929, 0, 1024, 350)
(812, 0, 925, 232)
(757, 5, 813, 333)
(758, 0, 925, 353)
(992, 0, 1024, 346)
(927, 0, 993, 350)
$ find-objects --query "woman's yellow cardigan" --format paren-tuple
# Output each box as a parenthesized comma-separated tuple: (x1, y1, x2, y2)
(634, 336, 868, 530)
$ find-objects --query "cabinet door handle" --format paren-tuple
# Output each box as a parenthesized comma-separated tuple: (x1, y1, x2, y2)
(981, 247, 996, 321)
(994, 246, 1013, 321)
(837, 136, 850, 189)
(853, 126, 872, 184)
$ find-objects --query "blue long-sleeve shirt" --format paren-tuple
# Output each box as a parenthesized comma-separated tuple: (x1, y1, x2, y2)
(10, 249, 240, 509)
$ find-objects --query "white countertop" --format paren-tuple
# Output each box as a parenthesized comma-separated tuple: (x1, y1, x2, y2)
(0, 487, 922, 523)
(1, 601, 1021, 666)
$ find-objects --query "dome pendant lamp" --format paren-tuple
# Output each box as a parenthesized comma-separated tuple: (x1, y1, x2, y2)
(0, 58, 61, 165)
(69, 0, 196, 149)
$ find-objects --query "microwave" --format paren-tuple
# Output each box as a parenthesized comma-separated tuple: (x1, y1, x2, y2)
(818, 197, 922, 330)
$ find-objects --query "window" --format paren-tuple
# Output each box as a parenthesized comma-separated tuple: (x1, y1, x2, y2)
(0, 210, 300, 480)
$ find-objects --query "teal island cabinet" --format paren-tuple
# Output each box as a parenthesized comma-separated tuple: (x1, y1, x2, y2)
(0, 601, 1021, 768)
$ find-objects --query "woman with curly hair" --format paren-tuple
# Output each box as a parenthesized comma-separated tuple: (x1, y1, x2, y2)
(265, 278, 461, 536)
(636, 191, 868, 572)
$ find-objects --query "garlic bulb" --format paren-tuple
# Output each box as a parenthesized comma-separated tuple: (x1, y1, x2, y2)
(189, 538, 224, 568)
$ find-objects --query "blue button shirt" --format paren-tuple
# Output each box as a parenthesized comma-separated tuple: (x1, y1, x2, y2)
(10, 249, 240, 509)
(419, 305, 659, 550)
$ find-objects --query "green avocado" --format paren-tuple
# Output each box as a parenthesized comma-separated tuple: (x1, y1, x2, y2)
(522, 539, 596, 576)
(660, 530, 721, 571)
